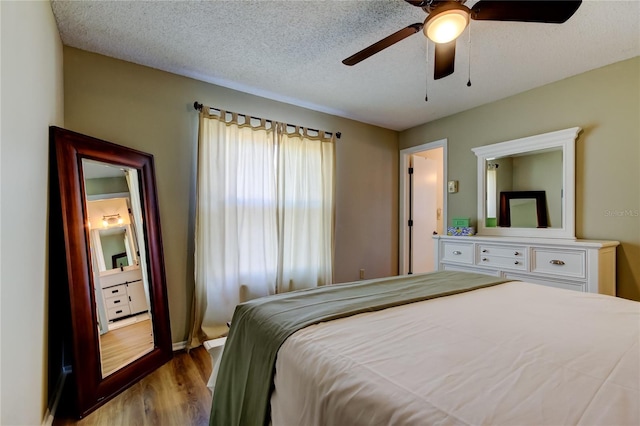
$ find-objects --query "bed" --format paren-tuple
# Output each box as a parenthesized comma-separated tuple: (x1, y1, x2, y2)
(210, 271, 640, 426)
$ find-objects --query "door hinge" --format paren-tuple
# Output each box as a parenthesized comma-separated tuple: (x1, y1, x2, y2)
(408, 167, 414, 175)
(408, 219, 413, 227)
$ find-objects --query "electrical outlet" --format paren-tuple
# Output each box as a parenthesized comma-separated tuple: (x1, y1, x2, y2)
(448, 180, 458, 193)
(359, 269, 365, 280)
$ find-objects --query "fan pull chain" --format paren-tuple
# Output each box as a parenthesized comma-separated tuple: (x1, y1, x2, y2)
(425, 41, 429, 102)
(467, 23, 472, 87)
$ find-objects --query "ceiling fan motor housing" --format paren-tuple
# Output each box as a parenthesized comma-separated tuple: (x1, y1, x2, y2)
(418, 0, 468, 14)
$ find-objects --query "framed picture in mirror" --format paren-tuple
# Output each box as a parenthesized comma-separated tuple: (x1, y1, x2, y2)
(498, 190, 549, 228)
(111, 252, 128, 269)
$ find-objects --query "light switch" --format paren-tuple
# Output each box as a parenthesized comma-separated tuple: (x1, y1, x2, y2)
(448, 180, 458, 193)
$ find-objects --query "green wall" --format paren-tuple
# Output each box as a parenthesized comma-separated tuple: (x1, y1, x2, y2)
(63, 46, 399, 343)
(85, 176, 129, 196)
(400, 57, 640, 300)
(512, 150, 563, 228)
(100, 231, 128, 269)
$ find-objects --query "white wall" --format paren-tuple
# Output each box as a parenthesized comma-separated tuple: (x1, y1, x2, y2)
(1, 1, 64, 424)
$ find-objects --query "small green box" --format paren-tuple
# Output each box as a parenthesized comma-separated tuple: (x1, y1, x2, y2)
(452, 217, 470, 227)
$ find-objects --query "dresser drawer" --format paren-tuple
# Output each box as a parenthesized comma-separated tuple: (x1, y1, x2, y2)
(532, 249, 586, 279)
(108, 304, 131, 320)
(102, 284, 127, 300)
(478, 255, 527, 271)
(503, 272, 586, 292)
(441, 263, 502, 277)
(441, 241, 474, 264)
(104, 295, 128, 310)
(477, 244, 526, 259)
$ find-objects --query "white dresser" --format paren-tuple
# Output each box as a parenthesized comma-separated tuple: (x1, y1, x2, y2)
(433, 235, 619, 295)
(99, 267, 149, 321)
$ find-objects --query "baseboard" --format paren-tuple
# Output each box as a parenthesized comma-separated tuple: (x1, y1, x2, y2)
(172, 340, 187, 351)
(42, 365, 71, 426)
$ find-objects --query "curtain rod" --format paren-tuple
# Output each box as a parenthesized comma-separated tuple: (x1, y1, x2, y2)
(193, 102, 341, 139)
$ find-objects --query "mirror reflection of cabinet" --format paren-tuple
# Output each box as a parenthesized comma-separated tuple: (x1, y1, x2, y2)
(50, 127, 172, 417)
(472, 127, 580, 239)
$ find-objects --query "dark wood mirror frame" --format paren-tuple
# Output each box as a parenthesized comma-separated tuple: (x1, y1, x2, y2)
(498, 190, 549, 228)
(50, 127, 172, 418)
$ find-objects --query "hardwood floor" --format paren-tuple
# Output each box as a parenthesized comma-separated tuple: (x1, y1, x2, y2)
(100, 318, 154, 377)
(54, 346, 213, 426)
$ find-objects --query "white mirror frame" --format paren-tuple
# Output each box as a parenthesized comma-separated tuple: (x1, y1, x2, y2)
(472, 127, 581, 239)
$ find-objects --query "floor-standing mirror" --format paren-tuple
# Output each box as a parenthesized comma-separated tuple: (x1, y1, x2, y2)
(50, 127, 172, 418)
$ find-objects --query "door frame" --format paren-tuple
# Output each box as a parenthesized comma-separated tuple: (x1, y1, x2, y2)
(399, 139, 448, 275)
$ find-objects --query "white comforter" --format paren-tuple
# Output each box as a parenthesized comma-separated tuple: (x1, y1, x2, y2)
(271, 282, 640, 425)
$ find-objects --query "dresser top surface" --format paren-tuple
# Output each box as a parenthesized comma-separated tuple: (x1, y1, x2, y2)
(433, 235, 619, 248)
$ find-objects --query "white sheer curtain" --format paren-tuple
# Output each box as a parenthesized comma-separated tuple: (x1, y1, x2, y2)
(190, 110, 279, 344)
(123, 226, 136, 266)
(90, 229, 107, 272)
(125, 169, 152, 310)
(88, 234, 109, 334)
(189, 109, 335, 347)
(276, 124, 335, 293)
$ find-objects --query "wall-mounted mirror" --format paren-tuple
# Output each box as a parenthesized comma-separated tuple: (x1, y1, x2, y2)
(472, 127, 581, 239)
(50, 127, 172, 417)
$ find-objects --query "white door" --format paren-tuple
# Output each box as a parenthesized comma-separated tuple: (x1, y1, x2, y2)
(411, 155, 438, 273)
(127, 280, 149, 315)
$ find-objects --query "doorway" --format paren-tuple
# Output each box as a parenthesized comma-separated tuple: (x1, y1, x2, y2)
(399, 140, 447, 275)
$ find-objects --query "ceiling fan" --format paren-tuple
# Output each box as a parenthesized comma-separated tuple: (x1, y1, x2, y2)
(343, 0, 582, 80)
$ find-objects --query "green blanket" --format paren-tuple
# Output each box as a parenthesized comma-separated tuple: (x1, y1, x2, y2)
(209, 271, 510, 426)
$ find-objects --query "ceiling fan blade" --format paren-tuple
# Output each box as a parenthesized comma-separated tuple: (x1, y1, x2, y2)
(342, 23, 423, 66)
(471, 0, 582, 24)
(434, 41, 456, 80)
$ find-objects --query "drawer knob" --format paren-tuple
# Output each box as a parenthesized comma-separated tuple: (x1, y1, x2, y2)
(114, 299, 121, 304)
(482, 249, 488, 253)
(453, 250, 462, 255)
(514, 251, 520, 256)
(514, 261, 519, 265)
(482, 258, 488, 262)
(549, 259, 565, 266)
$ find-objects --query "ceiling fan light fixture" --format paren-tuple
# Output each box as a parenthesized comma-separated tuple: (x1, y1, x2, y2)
(424, 5, 470, 44)
(102, 213, 123, 228)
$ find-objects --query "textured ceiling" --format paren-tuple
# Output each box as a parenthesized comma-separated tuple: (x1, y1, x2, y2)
(51, 0, 639, 131)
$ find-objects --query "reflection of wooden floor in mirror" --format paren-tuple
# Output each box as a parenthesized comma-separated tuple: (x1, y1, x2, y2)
(100, 318, 154, 377)
(53, 346, 212, 425)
